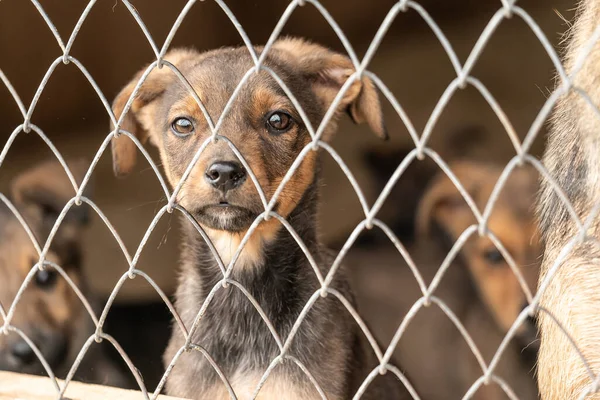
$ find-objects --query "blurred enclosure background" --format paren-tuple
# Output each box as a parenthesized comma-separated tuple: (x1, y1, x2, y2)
(0, 0, 575, 388)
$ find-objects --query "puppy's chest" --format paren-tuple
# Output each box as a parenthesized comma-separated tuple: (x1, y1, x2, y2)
(200, 370, 318, 400)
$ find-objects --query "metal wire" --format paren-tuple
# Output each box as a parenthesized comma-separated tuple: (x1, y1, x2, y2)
(0, 0, 594, 399)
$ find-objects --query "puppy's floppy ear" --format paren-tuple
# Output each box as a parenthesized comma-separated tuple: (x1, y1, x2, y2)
(111, 48, 198, 177)
(415, 163, 482, 241)
(11, 159, 92, 234)
(273, 37, 387, 139)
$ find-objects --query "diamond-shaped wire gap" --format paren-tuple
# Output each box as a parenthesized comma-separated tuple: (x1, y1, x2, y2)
(0, 126, 79, 197)
(247, 288, 339, 399)
(2, 326, 60, 392)
(66, 272, 188, 396)
(418, 75, 520, 154)
(363, 71, 420, 148)
(425, 226, 479, 300)
(0, 56, 114, 141)
(389, 1, 462, 76)
(365, 147, 420, 226)
(278, 356, 328, 399)
(481, 306, 540, 384)
(462, 375, 519, 400)
(458, 4, 566, 93)
(353, 364, 418, 400)
(251, 354, 327, 400)
(0, 193, 42, 256)
(22, 55, 114, 132)
(185, 277, 284, 350)
(156, 0, 200, 62)
(364, 364, 421, 400)
(417, 148, 483, 223)
(382, 296, 489, 385)
(61, 332, 151, 398)
(0, 69, 27, 118)
(230, 212, 325, 285)
(157, 343, 237, 400)
(26, 0, 98, 60)
(25, 0, 99, 65)
(324, 288, 420, 400)
(28, 0, 67, 52)
(120, 0, 161, 58)
(323, 218, 427, 293)
(45, 260, 100, 327)
(502, 7, 600, 154)
(370, 219, 428, 294)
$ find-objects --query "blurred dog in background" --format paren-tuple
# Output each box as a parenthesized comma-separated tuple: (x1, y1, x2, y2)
(344, 160, 541, 399)
(0, 159, 128, 387)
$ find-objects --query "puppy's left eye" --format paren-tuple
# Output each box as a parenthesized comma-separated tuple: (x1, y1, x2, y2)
(483, 249, 505, 266)
(171, 117, 195, 137)
(266, 111, 293, 134)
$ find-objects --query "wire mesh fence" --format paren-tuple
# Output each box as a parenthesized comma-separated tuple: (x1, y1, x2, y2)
(0, 0, 597, 399)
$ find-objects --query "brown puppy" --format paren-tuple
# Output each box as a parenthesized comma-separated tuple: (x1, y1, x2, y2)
(348, 161, 540, 399)
(111, 38, 409, 399)
(536, 0, 600, 398)
(0, 160, 127, 387)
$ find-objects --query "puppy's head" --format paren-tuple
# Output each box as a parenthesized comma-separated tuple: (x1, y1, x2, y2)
(0, 160, 91, 376)
(110, 38, 385, 233)
(416, 162, 541, 350)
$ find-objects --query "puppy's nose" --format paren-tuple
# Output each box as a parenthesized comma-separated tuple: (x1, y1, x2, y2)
(10, 340, 36, 366)
(205, 161, 246, 192)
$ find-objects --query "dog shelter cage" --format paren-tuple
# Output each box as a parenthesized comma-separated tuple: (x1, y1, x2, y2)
(0, 0, 594, 398)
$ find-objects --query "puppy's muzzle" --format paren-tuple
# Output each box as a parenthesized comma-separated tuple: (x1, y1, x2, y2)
(205, 161, 246, 193)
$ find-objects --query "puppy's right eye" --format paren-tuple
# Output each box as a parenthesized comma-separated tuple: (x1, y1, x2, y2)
(34, 268, 58, 289)
(171, 117, 194, 137)
(483, 249, 505, 266)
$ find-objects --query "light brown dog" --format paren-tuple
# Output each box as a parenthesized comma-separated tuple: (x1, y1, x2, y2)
(536, 1, 600, 398)
(348, 161, 540, 399)
(111, 38, 409, 399)
(0, 160, 126, 387)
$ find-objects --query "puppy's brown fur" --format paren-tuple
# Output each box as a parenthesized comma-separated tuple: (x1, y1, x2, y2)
(111, 38, 408, 399)
(0, 160, 126, 387)
(537, 1, 600, 398)
(349, 161, 540, 399)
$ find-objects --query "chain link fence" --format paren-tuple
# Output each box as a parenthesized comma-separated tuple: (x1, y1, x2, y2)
(0, 0, 595, 399)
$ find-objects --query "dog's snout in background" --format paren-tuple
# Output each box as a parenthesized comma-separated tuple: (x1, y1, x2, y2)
(343, 159, 541, 399)
(0, 160, 129, 388)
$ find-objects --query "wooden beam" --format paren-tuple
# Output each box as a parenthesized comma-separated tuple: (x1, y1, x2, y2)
(0, 371, 187, 400)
